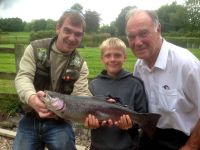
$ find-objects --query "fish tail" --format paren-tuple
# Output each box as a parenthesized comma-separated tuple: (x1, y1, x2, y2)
(135, 113, 161, 139)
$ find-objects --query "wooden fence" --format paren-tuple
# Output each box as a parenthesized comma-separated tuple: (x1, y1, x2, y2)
(0, 44, 25, 80)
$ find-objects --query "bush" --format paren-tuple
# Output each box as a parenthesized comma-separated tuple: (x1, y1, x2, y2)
(165, 37, 200, 49)
(30, 30, 56, 41)
(83, 33, 111, 47)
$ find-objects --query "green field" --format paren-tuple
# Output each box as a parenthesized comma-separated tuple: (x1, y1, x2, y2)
(0, 47, 136, 94)
(0, 46, 200, 113)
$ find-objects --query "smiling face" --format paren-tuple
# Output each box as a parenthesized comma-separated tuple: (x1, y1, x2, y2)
(126, 11, 162, 67)
(55, 19, 84, 53)
(101, 47, 127, 77)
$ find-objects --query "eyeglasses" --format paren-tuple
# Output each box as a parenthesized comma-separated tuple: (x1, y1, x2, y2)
(64, 9, 85, 20)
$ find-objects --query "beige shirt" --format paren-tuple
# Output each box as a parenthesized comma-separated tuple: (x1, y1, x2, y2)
(15, 42, 91, 104)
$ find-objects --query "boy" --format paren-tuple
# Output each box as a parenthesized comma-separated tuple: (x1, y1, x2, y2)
(85, 37, 148, 150)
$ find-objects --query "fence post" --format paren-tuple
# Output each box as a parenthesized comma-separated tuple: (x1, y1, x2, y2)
(14, 44, 25, 73)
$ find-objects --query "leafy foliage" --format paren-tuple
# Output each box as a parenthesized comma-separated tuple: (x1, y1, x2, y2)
(157, 2, 189, 32)
(0, 18, 24, 32)
(186, 0, 200, 30)
(115, 6, 136, 36)
(85, 10, 100, 33)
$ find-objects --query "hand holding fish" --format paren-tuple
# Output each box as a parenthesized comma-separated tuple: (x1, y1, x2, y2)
(115, 115, 133, 130)
(85, 114, 100, 129)
(84, 114, 114, 129)
(85, 98, 133, 130)
(28, 91, 55, 118)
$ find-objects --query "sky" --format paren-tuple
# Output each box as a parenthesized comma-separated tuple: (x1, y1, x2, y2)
(0, 0, 186, 25)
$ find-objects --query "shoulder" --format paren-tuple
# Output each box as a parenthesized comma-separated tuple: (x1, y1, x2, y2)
(128, 74, 145, 86)
(31, 38, 53, 51)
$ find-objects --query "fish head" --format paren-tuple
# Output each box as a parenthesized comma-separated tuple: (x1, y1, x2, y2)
(42, 93, 65, 111)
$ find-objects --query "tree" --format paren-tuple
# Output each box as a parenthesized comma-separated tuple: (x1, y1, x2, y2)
(0, 18, 24, 32)
(157, 2, 189, 32)
(32, 19, 47, 31)
(46, 19, 56, 30)
(70, 3, 83, 13)
(85, 10, 100, 32)
(115, 6, 136, 36)
(99, 21, 117, 36)
(186, 0, 200, 30)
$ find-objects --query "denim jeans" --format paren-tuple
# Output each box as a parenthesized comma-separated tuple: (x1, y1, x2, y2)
(13, 114, 76, 150)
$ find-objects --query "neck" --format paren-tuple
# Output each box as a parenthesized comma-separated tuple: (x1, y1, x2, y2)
(146, 38, 163, 69)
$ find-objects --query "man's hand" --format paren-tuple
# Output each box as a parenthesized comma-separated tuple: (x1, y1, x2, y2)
(115, 115, 133, 130)
(28, 91, 55, 118)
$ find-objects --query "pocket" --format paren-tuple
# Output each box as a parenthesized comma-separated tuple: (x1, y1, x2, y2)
(158, 87, 178, 112)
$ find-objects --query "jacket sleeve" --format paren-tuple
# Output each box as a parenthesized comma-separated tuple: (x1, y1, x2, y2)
(15, 44, 36, 104)
(71, 61, 92, 96)
(133, 79, 149, 113)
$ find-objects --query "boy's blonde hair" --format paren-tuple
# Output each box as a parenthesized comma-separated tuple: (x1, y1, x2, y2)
(100, 37, 126, 55)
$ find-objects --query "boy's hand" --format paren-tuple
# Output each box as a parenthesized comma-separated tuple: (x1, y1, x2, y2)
(84, 114, 100, 129)
(115, 115, 133, 130)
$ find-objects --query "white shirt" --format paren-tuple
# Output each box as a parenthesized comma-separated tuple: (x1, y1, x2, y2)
(134, 40, 200, 135)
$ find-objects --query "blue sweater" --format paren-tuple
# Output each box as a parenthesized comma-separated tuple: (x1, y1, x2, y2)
(89, 69, 148, 150)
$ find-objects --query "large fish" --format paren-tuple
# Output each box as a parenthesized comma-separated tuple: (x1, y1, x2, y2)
(42, 90, 161, 138)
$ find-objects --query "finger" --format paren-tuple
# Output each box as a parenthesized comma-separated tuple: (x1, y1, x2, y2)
(101, 120, 107, 126)
(126, 115, 132, 127)
(38, 111, 53, 118)
(38, 108, 50, 113)
(107, 98, 116, 103)
(88, 115, 99, 129)
(107, 119, 113, 127)
(37, 91, 46, 98)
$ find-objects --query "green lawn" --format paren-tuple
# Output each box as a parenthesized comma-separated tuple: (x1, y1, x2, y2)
(0, 47, 136, 77)
(0, 47, 200, 94)
(78, 47, 136, 77)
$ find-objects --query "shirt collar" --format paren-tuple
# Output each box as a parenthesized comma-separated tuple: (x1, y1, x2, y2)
(138, 39, 169, 70)
(154, 40, 169, 70)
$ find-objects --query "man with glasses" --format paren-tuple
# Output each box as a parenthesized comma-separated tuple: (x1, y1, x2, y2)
(13, 10, 91, 150)
(125, 9, 200, 150)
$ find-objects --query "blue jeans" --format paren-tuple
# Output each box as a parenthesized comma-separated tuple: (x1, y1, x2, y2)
(13, 113, 76, 150)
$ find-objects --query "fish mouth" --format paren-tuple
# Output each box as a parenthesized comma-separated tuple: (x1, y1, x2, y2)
(42, 92, 65, 111)
(41, 93, 52, 104)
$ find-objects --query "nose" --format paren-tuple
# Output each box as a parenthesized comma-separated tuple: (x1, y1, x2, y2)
(110, 55, 116, 61)
(68, 33, 76, 41)
(134, 36, 143, 45)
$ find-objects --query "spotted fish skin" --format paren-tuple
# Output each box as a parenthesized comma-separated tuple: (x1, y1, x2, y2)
(42, 90, 161, 138)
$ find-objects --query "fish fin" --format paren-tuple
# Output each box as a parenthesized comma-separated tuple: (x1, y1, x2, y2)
(136, 113, 161, 139)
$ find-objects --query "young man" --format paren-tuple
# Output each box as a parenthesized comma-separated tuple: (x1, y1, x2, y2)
(85, 37, 148, 150)
(126, 9, 200, 150)
(13, 10, 91, 150)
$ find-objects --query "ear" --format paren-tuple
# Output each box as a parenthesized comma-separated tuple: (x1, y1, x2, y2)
(157, 23, 161, 33)
(56, 24, 61, 35)
(124, 54, 127, 61)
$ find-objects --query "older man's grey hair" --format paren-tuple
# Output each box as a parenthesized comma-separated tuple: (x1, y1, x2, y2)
(125, 9, 160, 30)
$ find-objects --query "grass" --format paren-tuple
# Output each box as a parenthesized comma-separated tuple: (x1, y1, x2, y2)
(0, 53, 16, 73)
(0, 32, 30, 44)
(78, 47, 136, 77)
(0, 46, 200, 113)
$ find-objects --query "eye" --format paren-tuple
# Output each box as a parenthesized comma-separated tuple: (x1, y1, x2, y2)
(127, 34, 136, 40)
(63, 28, 72, 34)
(139, 30, 149, 38)
(74, 32, 83, 38)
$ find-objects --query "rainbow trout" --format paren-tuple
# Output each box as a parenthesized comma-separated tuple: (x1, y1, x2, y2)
(42, 90, 161, 138)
